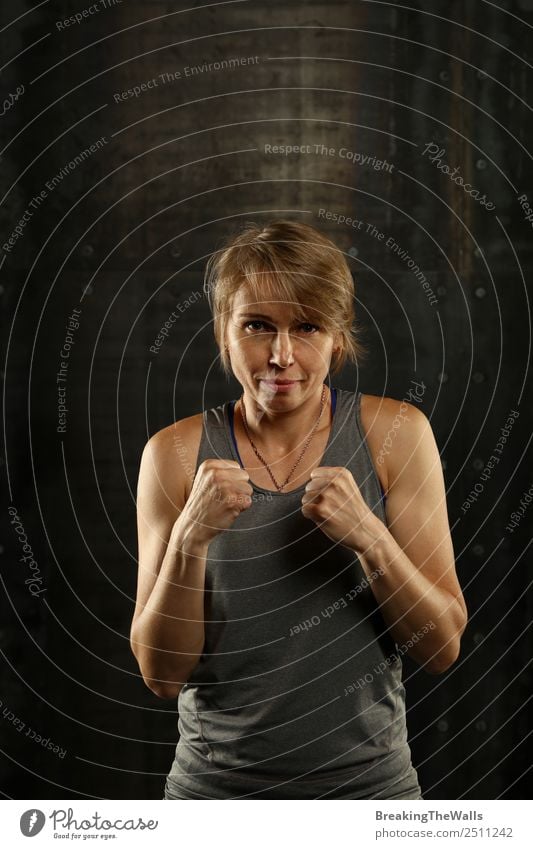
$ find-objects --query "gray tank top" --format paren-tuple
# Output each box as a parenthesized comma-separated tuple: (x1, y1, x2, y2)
(165, 386, 422, 799)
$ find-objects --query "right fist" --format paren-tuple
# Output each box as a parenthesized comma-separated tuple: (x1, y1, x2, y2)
(177, 459, 253, 546)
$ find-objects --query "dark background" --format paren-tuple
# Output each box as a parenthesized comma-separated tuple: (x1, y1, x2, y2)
(1, 0, 532, 800)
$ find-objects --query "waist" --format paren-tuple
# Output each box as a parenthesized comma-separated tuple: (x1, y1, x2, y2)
(167, 737, 420, 799)
(176, 651, 408, 776)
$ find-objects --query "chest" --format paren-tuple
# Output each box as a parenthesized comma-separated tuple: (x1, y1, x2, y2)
(230, 413, 334, 494)
(237, 437, 332, 493)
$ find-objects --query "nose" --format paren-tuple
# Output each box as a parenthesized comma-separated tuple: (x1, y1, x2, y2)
(269, 330, 294, 368)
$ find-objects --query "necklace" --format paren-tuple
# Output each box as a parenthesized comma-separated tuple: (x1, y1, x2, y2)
(238, 384, 328, 492)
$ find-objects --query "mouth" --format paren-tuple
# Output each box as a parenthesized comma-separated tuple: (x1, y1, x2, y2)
(259, 379, 301, 391)
(260, 379, 300, 385)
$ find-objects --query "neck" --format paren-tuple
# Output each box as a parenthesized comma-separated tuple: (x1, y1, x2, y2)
(236, 384, 332, 454)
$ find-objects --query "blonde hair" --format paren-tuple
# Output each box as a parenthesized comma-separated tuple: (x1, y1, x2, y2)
(203, 218, 367, 377)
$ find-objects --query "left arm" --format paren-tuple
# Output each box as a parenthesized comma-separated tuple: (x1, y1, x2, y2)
(302, 401, 468, 674)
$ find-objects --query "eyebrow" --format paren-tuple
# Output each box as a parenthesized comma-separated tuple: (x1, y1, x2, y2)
(237, 312, 312, 321)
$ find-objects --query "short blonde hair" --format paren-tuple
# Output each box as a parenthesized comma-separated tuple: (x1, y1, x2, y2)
(203, 218, 367, 377)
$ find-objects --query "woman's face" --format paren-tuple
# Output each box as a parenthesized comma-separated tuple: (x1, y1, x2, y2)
(225, 285, 340, 406)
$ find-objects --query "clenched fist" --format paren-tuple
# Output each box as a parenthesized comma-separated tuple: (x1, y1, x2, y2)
(175, 459, 253, 548)
(301, 466, 383, 552)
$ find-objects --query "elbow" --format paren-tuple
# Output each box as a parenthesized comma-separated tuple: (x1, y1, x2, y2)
(145, 679, 183, 700)
(137, 664, 186, 699)
(130, 634, 184, 699)
(138, 666, 185, 699)
(129, 622, 199, 698)
(424, 598, 468, 675)
(423, 637, 462, 675)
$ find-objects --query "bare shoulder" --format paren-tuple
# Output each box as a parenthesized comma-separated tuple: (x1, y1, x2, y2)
(139, 412, 204, 511)
(359, 392, 429, 494)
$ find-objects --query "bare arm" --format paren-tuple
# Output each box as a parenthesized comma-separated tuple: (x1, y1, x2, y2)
(130, 425, 207, 699)
(131, 524, 208, 700)
(130, 423, 252, 699)
(356, 400, 468, 674)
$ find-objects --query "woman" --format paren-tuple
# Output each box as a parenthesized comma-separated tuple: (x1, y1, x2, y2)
(130, 219, 468, 799)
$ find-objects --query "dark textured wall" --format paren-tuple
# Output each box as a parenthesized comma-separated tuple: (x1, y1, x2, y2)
(1, 0, 532, 801)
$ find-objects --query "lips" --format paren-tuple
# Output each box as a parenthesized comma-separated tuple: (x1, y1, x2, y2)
(261, 379, 299, 385)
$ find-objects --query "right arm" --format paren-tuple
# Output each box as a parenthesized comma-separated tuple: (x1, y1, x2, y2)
(131, 526, 209, 700)
(130, 424, 253, 699)
(130, 425, 208, 700)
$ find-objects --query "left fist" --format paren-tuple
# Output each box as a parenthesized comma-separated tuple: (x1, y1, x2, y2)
(301, 466, 382, 552)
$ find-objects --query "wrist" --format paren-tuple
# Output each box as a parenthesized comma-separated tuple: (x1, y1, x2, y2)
(347, 512, 388, 557)
(170, 518, 211, 556)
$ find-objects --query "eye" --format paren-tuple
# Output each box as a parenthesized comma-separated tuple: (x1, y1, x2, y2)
(243, 321, 320, 333)
(243, 320, 270, 332)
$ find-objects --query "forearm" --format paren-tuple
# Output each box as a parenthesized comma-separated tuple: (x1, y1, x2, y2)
(353, 519, 466, 673)
(131, 523, 209, 697)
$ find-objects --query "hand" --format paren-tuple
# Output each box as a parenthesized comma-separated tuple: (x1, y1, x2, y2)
(301, 466, 383, 552)
(175, 459, 253, 548)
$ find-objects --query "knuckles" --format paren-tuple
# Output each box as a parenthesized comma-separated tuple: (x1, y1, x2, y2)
(302, 501, 326, 519)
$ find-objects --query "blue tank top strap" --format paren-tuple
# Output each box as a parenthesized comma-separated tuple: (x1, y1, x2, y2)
(228, 399, 243, 466)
